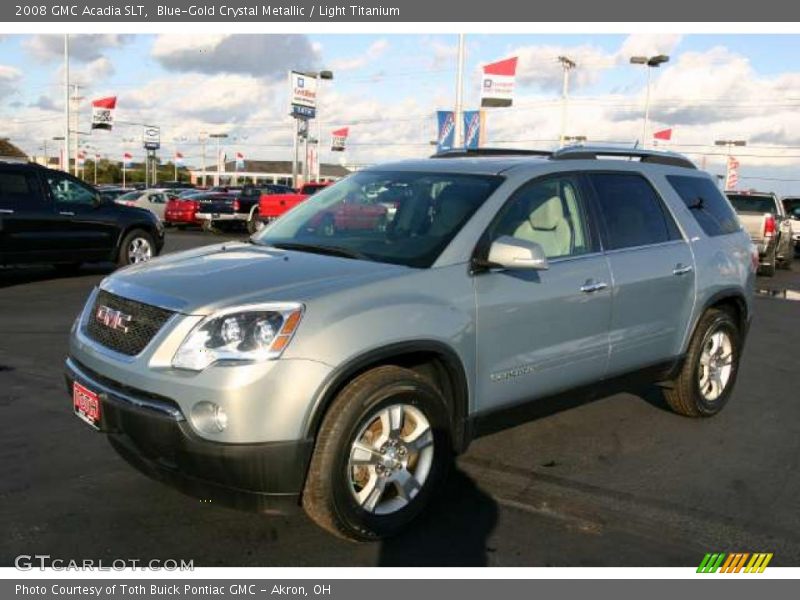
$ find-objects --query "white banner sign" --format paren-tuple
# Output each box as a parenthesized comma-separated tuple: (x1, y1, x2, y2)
(289, 70, 318, 111)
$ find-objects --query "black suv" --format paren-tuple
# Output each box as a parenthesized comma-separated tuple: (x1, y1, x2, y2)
(0, 161, 164, 269)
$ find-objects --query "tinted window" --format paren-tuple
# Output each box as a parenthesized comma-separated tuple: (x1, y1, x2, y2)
(727, 194, 777, 214)
(784, 198, 800, 218)
(667, 175, 740, 236)
(255, 171, 502, 268)
(0, 171, 42, 210)
(590, 173, 680, 250)
(487, 176, 594, 259)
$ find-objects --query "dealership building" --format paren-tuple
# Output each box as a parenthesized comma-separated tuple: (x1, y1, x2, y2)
(189, 160, 351, 187)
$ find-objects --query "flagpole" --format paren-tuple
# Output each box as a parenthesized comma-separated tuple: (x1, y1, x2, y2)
(454, 33, 466, 149)
(63, 35, 70, 173)
(122, 159, 126, 188)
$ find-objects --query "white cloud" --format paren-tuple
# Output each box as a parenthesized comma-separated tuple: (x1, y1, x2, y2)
(331, 39, 390, 71)
(0, 65, 21, 99)
(151, 34, 319, 79)
(23, 34, 131, 62)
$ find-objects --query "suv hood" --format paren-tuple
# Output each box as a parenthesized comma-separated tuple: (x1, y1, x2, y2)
(101, 241, 408, 315)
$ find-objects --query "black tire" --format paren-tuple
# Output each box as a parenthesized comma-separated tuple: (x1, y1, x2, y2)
(201, 220, 215, 233)
(117, 229, 156, 267)
(302, 365, 452, 541)
(759, 249, 776, 277)
(662, 308, 741, 417)
(176, 225, 187, 231)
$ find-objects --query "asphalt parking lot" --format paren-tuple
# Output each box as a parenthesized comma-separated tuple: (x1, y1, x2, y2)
(1, 230, 799, 567)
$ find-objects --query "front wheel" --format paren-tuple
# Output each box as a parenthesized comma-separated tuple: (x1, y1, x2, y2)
(662, 308, 742, 417)
(118, 229, 156, 267)
(302, 366, 452, 541)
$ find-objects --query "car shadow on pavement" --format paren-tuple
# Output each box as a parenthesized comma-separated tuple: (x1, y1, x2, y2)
(0, 263, 114, 289)
(377, 468, 498, 566)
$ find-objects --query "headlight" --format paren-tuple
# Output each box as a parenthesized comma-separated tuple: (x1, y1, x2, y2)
(172, 303, 304, 371)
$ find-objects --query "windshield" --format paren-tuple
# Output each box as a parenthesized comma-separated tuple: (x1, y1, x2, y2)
(253, 170, 503, 268)
(727, 194, 776, 214)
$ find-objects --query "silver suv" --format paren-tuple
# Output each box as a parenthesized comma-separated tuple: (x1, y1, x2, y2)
(67, 147, 755, 540)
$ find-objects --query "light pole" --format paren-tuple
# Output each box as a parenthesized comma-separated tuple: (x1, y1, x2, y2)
(198, 131, 208, 187)
(454, 34, 466, 149)
(715, 139, 746, 190)
(558, 56, 577, 147)
(172, 136, 188, 182)
(209, 133, 228, 186)
(315, 70, 333, 182)
(63, 34, 70, 173)
(122, 136, 136, 187)
(630, 54, 669, 148)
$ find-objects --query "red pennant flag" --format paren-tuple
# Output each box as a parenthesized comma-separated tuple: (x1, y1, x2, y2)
(653, 128, 672, 141)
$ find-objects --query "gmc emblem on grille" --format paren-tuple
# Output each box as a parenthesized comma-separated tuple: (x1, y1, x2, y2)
(95, 305, 132, 333)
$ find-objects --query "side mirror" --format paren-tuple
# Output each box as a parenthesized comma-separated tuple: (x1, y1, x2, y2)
(485, 236, 549, 270)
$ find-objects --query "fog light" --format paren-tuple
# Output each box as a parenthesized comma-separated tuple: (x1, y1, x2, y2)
(191, 401, 228, 433)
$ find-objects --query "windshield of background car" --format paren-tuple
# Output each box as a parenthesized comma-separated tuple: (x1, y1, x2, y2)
(253, 170, 503, 268)
(117, 191, 141, 201)
(727, 194, 776, 213)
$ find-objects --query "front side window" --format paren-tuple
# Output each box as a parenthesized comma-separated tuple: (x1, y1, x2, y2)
(253, 170, 503, 268)
(667, 175, 740, 236)
(46, 172, 97, 206)
(0, 170, 43, 210)
(589, 172, 681, 250)
(485, 175, 593, 259)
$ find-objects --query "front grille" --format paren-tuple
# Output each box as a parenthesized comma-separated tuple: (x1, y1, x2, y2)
(85, 290, 174, 356)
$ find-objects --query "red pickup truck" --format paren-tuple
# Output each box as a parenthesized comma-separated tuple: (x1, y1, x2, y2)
(249, 182, 331, 233)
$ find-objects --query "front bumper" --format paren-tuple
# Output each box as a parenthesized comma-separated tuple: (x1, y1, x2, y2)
(65, 357, 312, 511)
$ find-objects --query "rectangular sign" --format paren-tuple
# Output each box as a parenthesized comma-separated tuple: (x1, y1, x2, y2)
(289, 70, 318, 115)
(463, 110, 485, 149)
(142, 126, 160, 150)
(91, 96, 117, 131)
(481, 57, 518, 108)
(331, 127, 349, 152)
(436, 111, 455, 153)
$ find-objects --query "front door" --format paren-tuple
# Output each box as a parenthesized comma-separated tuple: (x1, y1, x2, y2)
(474, 174, 612, 413)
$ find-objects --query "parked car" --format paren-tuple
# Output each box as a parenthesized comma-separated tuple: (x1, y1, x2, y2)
(97, 187, 132, 203)
(66, 147, 754, 540)
(1, 160, 164, 269)
(725, 191, 793, 275)
(193, 192, 242, 231)
(251, 181, 331, 233)
(115, 189, 171, 221)
(164, 195, 202, 229)
(781, 197, 800, 255)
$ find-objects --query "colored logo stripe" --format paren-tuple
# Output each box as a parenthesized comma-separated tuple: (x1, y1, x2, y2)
(697, 553, 773, 573)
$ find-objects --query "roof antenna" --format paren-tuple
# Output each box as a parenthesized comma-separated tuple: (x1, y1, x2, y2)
(632, 139, 640, 149)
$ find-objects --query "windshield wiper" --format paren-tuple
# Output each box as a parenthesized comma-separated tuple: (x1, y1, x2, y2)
(269, 242, 368, 260)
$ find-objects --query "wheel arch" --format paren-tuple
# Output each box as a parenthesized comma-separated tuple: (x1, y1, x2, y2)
(303, 341, 471, 453)
(688, 289, 750, 350)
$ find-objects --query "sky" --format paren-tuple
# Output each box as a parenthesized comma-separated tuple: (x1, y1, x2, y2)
(3, 33, 800, 194)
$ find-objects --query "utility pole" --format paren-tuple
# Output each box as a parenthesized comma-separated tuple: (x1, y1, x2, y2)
(454, 33, 466, 149)
(71, 84, 84, 177)
(199, 131, 208, 187)
(558, 56, 577, 146)
(63, 35, 70, 173)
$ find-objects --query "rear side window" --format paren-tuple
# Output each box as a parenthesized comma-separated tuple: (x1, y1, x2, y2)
(0, 171, 42, 210)
(589, 173, 681, 250)
(667, 175, 740, 237)
(726, 194, 778, 215)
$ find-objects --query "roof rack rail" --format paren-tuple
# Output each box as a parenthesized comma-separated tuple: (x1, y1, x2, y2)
(430, 148, 552, 159)
(551, 145, 696, 169)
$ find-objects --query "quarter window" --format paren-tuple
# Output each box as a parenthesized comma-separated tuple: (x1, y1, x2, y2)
(589, 173, 681, 250)
(487, 176, 593, 259)
(0, 171, 43, 210)
(667, 175, 740, 237)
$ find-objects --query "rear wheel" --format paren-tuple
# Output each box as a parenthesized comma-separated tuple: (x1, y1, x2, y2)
(302, 366, 451, 541)
(662, 308, 741, 417)
(247, 213, 266, 234)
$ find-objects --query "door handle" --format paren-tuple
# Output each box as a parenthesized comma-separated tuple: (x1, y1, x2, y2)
(59, 211, 75, 217)
(580, 280, 608, 293)
(673, 264, 693, 276)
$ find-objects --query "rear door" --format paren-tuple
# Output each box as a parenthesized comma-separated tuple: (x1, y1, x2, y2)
(43, 170, 120, 260)
(0, 167, 62, 263)
(587, 171, 695, 375)
(474, 173, 612, 412)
